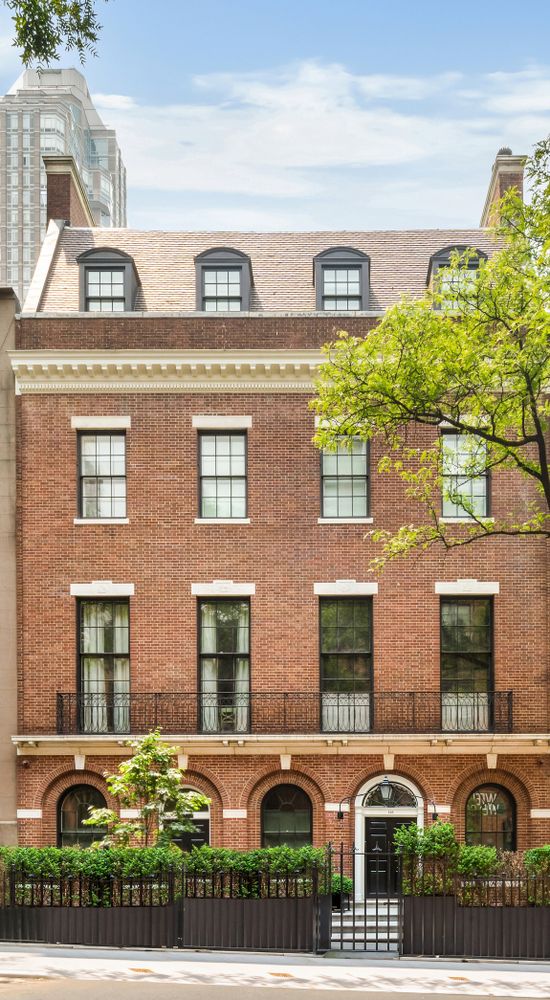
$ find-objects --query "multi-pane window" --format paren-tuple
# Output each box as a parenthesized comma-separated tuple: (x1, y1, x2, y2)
(79, 600, 130, 733)
(321, 439, 368, 518)
(199, 432, 246, 518)
(199, 599, 250, 733)
(465, 785, 515, 851)
(79, 433, 126, 519)
(262, 785, 312, 848)
(58, 786, 106, 848)
(322, 267, 361, 310)
(202, 268, 242, 311)
(85, 268, 125, 311)
(440, 598, 491, 732)
(320, 598, 372, 732)
(436, 264, 478, 311)
(442, 434, 488, 518)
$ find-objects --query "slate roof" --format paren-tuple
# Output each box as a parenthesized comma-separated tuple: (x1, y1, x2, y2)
(37, 226, 498, 314)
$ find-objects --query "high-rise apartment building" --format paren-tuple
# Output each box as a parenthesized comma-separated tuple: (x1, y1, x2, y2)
(0, 67, 126, 304)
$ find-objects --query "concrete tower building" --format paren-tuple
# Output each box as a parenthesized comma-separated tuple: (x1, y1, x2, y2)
(0, 68, 126, 304)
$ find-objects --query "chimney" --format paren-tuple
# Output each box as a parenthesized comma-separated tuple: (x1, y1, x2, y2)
(43, 155, 96, 228)
(480, 147, 526, 227)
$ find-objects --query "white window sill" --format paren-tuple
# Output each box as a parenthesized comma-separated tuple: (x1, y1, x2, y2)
(439, 517, 494, 524)
(317, 517, 373, 525)
(74, 518, 129, 525)
(194, 518, 251, 525)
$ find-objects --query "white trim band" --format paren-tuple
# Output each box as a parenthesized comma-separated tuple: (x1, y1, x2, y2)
(531, 809, 550, 819)
(325, 802, 350, 813)
(192, 415, 252, 429)
(71, 416, 131, 430)
(192, 581, 255, 597)
(435, 580, 500, 596)
(318, 518, 373, 525)
(194, 518, 251, 525)
(70, 581, 135, 597)
(120, 809, 140, 819)
(74, 518, 129, 525)
(17, 809, 42, 819)
(223, 809, 247, 819)
(314, 580, 378, 596)
(434, 805, 451, 815)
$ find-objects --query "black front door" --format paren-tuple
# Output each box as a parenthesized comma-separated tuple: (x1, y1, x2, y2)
(365, 817, 411, 895)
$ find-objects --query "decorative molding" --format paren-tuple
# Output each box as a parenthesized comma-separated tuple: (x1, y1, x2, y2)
(434, 804, 451, 815)
(192, 415, 252, 429)
(178, 754, 188, 771)
(314, 580, 378, 596)
(317, 518, 373, 525)
(531, 809, 550, 819)
(435, 580, 500, 596)
(223, 809, 247, 819)
(383, 753, 394, 771)
(325, 802, 349, 813)
(486, 753, 498, 769)
(74, 754, 85, 771)
(191, 580, 255, 597)
(71, 416, 131, 430)
(70, 580, 135, 597)
(280, 754, 291, 771)
(74, 518, 129, 526)
(120, 809, 140, 819)
(17, 809, 42, 819)
(9, 349, 325, 395)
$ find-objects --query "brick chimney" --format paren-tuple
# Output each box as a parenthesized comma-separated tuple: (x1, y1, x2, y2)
(43, 155, 96, 227)
(480, 147, 526, 227)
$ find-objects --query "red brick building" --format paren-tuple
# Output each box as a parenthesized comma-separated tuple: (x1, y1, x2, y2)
(8, 152, 550, 891)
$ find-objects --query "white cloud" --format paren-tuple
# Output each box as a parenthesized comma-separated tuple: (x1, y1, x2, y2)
(97, 59, 550, 228)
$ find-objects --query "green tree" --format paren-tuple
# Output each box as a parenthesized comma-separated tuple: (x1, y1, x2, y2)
(313, 137, 550, 570)
(4, 0, 106, 66)
(84, 729, 210, 848)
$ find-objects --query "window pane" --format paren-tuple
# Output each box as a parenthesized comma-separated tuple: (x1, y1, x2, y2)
(200, 432, 246, 518)
(322, 438, 368, 517)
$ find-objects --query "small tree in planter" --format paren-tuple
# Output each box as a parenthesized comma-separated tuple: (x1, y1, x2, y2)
(84, 729, 209, 847)
(331, 872, 353, 910)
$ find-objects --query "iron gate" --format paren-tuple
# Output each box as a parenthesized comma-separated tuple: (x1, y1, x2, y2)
(330, 843, 403, 953)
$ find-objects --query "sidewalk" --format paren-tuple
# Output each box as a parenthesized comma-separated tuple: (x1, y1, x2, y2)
(1, 945, 550, 996)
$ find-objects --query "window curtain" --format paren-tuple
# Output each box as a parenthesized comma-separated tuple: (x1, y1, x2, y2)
(201, 603, 218, 732)
(322, 692, 370, 733)
(442, 693, 489, 732)
(82, 658, 107, 733)
(113, 658, 130, 732)
(235, 602, 250, 731)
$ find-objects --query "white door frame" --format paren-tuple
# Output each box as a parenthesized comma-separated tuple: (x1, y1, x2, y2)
(353, 774, 423, 902)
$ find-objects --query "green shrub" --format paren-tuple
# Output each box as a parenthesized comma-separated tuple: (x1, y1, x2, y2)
(457, 844, 498, 878)
(524, 845, 550, 876)
(331, 873, 353, 894)
(394, 821, 459, 860)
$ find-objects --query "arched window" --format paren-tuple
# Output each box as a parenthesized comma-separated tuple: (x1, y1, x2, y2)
(195, 247, 253, 311)
(313, 247, 369, 311)
(58, 785, 107, 848)
(262, 784, 312, 848)
(362, 780, 418, 809)
(76, 247, 140, 312)
(465, 784, 516, 851)
(165, 788, 211, 852)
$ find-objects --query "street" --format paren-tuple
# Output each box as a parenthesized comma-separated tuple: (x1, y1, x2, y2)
(0, 947, 549, 998)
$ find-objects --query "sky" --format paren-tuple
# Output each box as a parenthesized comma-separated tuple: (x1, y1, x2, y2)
(1, 0, 550, 231)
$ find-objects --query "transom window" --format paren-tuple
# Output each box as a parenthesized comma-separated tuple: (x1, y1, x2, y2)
(321, 598, 372, 733)
(465, 784, 515, 851)
(79, 600, 130, 734)
(195, 248, 252, 311)
(322, 438, 368, 518)
(362, 781, 417, 809)
(78, 433, 126, 519)
(441, 598, 491, 732)
(314, 247, 369, 311)
(441, 434, 488, 518)
(85, 268, 125, 311)
(199, 599, 250, 734)
(262, 784, 312, 848)
(58, 785, 107, 848)
(199, 432, 246, 518)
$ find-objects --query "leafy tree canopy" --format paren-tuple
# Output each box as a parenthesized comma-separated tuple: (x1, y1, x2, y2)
(313, 137, 550, 569)
(84, 729, 210, 848)
(4, 0, 105, 66)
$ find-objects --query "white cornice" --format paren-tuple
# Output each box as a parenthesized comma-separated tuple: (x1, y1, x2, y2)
(9, 349, 325, 394)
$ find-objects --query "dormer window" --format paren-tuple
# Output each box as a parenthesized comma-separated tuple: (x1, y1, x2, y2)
(428, 246, 487, 311)
(195, 248, 252, 312)
(313, 247, 369, 311)
(77, 248, 139, 312)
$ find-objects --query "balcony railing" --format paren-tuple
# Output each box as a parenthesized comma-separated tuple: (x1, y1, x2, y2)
(56, 690, 513, 736)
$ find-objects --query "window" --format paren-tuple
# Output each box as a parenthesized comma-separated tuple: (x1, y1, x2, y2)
(199, 599, 250, 734)
(428, 246, 487, 311)
(314, 247, 369, 310)
(440, 598, 491, 732)
(77, 248, 139, 312)
(321, 438, 368, 518)
(320, 598, 372, 732)
(79, 600, 130, 733)
(58, 785, 107, 848)
(199, 432, 246, 519)
(466, 785, 515, 851)
(78, 433, 126, 519)
(167, 789, 210, 851)
(195, 248, 252, 311)
(441, 433, 488, 518)
(262, 785, 312, 848)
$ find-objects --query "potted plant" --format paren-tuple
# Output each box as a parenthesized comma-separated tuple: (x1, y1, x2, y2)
(331, 873, 353, 910)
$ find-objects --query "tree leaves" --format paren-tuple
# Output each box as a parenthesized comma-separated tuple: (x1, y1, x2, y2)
(4, 0, 105, 66)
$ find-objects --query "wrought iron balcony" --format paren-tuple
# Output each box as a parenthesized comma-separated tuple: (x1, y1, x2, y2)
(56, 690, 513, 736)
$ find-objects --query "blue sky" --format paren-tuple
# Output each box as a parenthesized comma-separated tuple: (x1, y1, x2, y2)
(1, 0, 550, 230)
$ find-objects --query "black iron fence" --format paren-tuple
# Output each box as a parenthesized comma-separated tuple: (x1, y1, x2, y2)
(55, 689, 514, 735)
